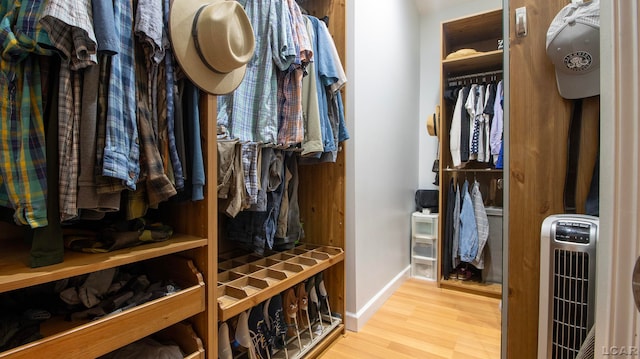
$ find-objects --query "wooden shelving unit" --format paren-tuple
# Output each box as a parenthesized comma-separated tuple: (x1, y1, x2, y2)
(0, 0, 347, 358)
(212, 0, 348, 357)
(0, 96, 217, 359)
(437, 8, 504, 298)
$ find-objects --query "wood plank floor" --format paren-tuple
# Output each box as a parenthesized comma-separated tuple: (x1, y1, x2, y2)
(319, 278, 502, 359)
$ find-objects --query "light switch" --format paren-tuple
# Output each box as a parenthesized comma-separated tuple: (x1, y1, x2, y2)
(516, 7, 527, 38)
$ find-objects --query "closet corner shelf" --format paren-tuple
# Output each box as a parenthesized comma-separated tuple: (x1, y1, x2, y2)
(217, 244, 345, 322)
(0, 233, 207, 293)
(442, 50, 503, 74)
(439, 278, 502, 299)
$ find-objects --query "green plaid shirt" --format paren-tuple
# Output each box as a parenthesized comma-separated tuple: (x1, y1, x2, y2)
(0, 0, 52, 228)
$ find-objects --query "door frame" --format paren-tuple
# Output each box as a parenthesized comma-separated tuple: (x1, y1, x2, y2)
(596, 0, 640, 353)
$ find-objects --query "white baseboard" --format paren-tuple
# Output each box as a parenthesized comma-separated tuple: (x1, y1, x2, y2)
(344, 266, 410, 332)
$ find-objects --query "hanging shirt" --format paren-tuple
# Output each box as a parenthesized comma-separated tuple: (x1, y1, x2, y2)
(162, 0, 184, 190)
(490, 80, 504, 162)
(450, 87, 464, 167)
(102, 0, 140, 190)
(133, 21, 176, 207)
(184, 81, 205, 201)
(77, 0, 120, 217)
(482, 83, 497, 163)
(94, 56, 126, 209)
(307, 15, 342, 154)
(218, 0, 297, 144)
(0, 0, 53, 228)
(470, 180, 489, 269)
(452, 181, 461, 267)
(300, 16, 323, 156)
(458, 180, 478, 263)
(93, 0, 119, 54)
(443, 179, 455, 279)
(241, 143, 260, 206)
(467, 84, 484, 162)
(276, 0, 312, 146)
(41, 0, 98, 222)
(459, 86, 471, 163)
(320, 26, 349, 162)
(477, 84, 489, 162)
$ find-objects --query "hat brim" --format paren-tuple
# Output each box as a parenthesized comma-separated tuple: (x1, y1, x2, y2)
(554, 65, 600, 99)
(169, 0, 248, 95)
(426, 114, 436, 136)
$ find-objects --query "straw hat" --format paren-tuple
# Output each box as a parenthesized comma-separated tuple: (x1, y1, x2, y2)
(170, 0, 255, 95)
(426, 105, 440, 137)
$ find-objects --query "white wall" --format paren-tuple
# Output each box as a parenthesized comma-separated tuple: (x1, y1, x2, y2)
(343, 0, 503, 331)
(345, 0, 421, 330)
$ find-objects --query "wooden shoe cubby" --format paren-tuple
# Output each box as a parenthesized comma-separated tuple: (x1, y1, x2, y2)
(0, 255, 205, 359)
(216, 244, 344, 321)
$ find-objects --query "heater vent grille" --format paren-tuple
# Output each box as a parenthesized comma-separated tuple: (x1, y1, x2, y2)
(552, 249, 590, 359)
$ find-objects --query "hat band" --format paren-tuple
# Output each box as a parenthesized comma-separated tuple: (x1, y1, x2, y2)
(191, 5, 225, 75)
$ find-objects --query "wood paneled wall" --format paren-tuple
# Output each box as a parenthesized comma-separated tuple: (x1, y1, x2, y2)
(507, 1, 600, 357)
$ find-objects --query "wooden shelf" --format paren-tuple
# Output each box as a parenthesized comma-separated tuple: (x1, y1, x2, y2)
(0, 233, 207, 293)
(443, 50, 503, 75)
(442, 8, 503, 56)
(0, 256, 206, 359)
(439, 278, 502, 299)
(217, 244, 344, 322)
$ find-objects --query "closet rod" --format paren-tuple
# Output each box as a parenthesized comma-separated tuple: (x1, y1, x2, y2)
(447, 69, 503, 82)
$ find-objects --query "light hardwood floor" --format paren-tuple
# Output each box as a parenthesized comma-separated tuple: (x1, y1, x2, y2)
(319, 278, 502, 359)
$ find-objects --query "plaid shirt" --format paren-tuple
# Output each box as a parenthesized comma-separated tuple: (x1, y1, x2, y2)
(134, 0, 176, 206)
(276, 0, 311, 146)
(41, 0, 98, 222)
(95, 55, 126, 197)
(0, 0, 52, 228)
(102, 0, 139, 190)
(163, 0, 184, 190)
(40, 0, 97, 70)
(218, 0, 297, 144)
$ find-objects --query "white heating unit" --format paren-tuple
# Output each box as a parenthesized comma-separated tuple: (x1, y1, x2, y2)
(538, 214, 599, 359)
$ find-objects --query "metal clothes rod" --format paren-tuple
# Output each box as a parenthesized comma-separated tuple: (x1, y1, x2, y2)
(447, 70, 503, 82)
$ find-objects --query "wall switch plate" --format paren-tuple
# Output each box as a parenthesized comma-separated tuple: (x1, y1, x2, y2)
(515, 7, 527, 38)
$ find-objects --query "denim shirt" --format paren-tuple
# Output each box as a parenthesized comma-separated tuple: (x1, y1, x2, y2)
(459, 180, 478, 263)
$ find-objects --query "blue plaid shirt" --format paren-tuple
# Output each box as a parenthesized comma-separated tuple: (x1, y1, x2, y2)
(163, 0, 184, 190)
(102, 0, 139, 190)
(218, 0, 297, 144)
